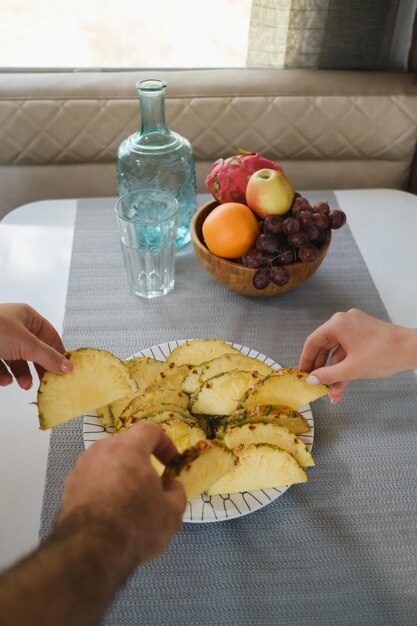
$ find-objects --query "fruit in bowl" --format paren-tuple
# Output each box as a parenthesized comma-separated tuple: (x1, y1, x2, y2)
(202, 202, 260, 259)
(191, 200, 333, 296)
(245, 168, 294, 218)
(196, 150, 347, 296)
(205, 149, 283, 204)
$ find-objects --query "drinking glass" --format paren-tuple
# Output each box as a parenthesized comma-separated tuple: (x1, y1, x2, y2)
(115, 189, 178, 299)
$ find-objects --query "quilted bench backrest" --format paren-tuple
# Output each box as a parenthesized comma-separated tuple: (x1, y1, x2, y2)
(0, 68, 416, 218)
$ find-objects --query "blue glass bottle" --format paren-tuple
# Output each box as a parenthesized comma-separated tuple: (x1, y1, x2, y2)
(116, 79, 197, 249)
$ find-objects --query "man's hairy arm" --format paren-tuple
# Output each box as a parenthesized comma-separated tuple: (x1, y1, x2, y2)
(0, 515, 136, 626)
(0, 422, 186, 626)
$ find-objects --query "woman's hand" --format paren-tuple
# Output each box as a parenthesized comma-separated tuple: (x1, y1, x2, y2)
(0, 303, 73, 389)
(299, 308, 417, 403)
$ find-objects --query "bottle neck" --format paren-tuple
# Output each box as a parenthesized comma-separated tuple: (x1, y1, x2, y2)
(132, 79, 179, 151)
(138, 86, 169, 134)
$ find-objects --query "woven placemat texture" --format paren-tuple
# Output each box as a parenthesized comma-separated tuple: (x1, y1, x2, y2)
(41, 195, 417, 626)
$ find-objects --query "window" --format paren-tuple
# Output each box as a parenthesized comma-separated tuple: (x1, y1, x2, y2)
(0, 0, 252, 69)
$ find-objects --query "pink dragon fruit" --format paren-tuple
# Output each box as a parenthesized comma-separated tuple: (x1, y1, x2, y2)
(205, 150, 283, 204)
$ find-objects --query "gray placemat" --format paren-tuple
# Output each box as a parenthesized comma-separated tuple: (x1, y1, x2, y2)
(41, 195, 417, 626)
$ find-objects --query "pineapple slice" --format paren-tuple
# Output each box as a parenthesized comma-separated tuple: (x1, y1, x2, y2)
(166, 338, 240, 366)
(182, 353, 274, 395)
(221, 422, 314, 468)
(190, 370, 264, 416)
(109, 357, 168, 422)
(130, 408, 199, 428)
(181, 364, 203, 395)
(161, 418, 206, 452)
(150, 418, 207, 476)
(126, 356, 168, 386)
(125, 402, 193, 422)
(115, 389, 190, 430)
(162, 440, 238, 501)
(216, 405, 310, 436)
(147, 363, 194, 393)
(239, 369, 329, 411)
(119, 403, 210, 439)
(207, 443, 308, 495)
(96, 404, 114, 429)
(37, 348, 138, 430)
(124, 388, 190, 415)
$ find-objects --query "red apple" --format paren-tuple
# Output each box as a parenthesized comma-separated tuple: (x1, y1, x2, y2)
(246, 168, 294, 218)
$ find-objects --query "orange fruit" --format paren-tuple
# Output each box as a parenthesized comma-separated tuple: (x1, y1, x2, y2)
(202, 202, 260, 259)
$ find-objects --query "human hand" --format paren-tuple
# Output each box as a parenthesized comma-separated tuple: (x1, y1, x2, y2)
(0, 303, 73, 389)
(57, 421, 187, 566)
(299, 308, 417, 403)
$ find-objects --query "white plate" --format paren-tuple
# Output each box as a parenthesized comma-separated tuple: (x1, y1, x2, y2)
(83, 341, 314, 523)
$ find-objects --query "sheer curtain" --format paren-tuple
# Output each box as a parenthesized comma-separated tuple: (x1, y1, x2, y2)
(246, 0, 417, 71)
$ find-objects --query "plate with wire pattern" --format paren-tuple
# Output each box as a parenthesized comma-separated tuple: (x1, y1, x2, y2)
(83, 340, 314, 523)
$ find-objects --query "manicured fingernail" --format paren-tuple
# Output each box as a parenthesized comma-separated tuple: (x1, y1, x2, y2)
(306, 375, 320, 385)
(60, 360, 73, 373)
(21, 377, 33, 390)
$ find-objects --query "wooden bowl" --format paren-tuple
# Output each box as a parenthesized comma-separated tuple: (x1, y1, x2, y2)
(190, 200, 331, 297)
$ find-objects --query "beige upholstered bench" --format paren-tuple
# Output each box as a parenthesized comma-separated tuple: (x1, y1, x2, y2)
(0, 68, 416, 219)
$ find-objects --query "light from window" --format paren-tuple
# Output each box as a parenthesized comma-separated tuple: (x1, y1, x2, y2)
(0, 0, 252, 68)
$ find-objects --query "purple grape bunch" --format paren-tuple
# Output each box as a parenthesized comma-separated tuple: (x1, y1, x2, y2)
(241, 195, 347, 290)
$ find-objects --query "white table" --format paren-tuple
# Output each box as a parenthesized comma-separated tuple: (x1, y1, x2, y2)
(0, 189, 416, 571)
